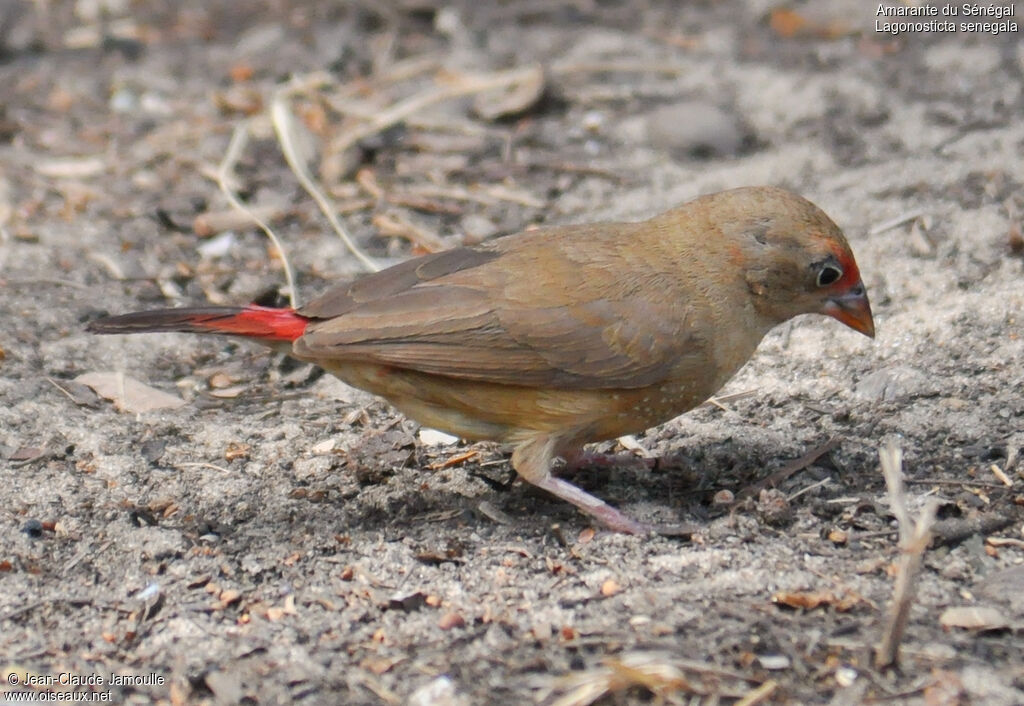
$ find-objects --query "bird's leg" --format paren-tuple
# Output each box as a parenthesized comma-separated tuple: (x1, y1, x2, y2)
(511, 435, 651, 535)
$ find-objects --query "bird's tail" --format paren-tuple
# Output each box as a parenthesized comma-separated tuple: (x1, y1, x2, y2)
(86, 305, 309, 343)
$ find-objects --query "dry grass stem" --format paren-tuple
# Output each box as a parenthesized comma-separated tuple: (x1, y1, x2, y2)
(734, 679, 779, 706)
(875, 440, 940, 669)
(869, 210, 925, 236)
(739, 437, 840, 499)
(327, 64, 543, 157)
(271, 93, 380, 273)
(216, 121, 300, 307)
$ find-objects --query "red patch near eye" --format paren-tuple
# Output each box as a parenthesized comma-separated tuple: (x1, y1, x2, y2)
(826, 244, 861, 288)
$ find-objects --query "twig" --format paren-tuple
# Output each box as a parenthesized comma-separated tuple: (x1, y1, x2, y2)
(3, 277, 89, 290)
(192, 205, 287, 238)
(176, 462, 232, 474)
(990, 463, 1013, 487)
(987, 536, 1024, 549)
(327, 64, 543, 158)
(874, 440, 939, 669)
(45, 376, 85, 403)
(480, 183, 545, 208)
(217, 121, 301, 307)
(63, 540, 112, 574)
(869, 209, 924, 236)
(787, 477, 832, 502)
(931, 514, 1015, 547)
(739, 437, 841, 499)
(706, 388, 759, 406)
(734, 680, 779, 706)
(87, 251, 126, 280)
(371, 212, 446, 252)
(904, 478, 1007, 489)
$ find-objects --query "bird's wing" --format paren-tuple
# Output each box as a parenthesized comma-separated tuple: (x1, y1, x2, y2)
(294, 234, 707, 390)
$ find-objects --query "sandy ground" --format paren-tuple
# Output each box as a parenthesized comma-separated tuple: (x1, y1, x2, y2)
(1, 1, 1023, 704)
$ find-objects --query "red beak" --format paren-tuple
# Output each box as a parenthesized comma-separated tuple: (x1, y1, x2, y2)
(823, 281, 875, 338)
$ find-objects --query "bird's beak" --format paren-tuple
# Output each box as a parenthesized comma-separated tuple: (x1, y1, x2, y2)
(823, 282, 875, 338)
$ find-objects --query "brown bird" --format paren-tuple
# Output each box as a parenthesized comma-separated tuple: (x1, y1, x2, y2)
(88, 186, 874, 534)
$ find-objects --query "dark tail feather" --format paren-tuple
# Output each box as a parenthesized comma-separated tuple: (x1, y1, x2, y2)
(86, 305, 309, 343)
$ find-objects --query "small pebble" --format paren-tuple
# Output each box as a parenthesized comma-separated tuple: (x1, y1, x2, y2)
(22, 519, 44, 538)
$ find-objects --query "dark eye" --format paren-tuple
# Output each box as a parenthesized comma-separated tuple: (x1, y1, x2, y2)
(817, 265, 842, 287)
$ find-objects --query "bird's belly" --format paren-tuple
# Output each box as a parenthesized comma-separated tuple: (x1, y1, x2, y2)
(319, 362, 715, 444)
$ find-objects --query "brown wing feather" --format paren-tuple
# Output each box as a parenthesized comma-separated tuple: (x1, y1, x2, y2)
(297, 247, 500, 319)
(292, 226, 708, 389)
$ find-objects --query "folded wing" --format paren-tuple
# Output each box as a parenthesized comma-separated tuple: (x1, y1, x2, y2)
(294, 235, 705, 389)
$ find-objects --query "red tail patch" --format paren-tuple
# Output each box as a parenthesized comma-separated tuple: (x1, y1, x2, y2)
(88, 305, 309, 342)
(204, 306, 309, 342)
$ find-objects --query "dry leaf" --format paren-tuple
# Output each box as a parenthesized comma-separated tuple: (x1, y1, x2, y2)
(472, 63, 545, 120)
(939, 606, 1009, 631)
(361, 657, 400, 675)
(209, 384, 247, 399)
(75, 372, 185, 413)
(768, 7, 851, 39)
(418, 428, 460, 446)
(924, 669, 966, 706)
(428, 450, 479, 470)
(310, 438, 336, 455)
(224, 442, 250, 461)
(771, 590, 863, 612)
(208, 372, 234, 389)
(769, 8, 807, 38)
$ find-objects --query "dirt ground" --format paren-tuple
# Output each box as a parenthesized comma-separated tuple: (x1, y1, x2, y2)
(2, 1, 1023, 704)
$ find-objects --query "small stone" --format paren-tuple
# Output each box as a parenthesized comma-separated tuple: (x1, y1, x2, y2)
(388, 591, 427, 612)
(757, 488, 792, 527)
(712, 489, 735, 505)
(757, 654, 791, 670)
(409, 676, 469, 706)
(438, 612, 465, 630)
(140, 439, 166, 465)
(835, 667, 858, 687)
(22, 519, 44, 538)
(310, 438, 336, 455)
(828, 528, 848, 544)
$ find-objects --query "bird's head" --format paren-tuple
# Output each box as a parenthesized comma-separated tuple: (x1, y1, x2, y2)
(721, 187, 874, 338)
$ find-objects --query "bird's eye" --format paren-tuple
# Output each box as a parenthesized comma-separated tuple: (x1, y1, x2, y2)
(817, 265, 842, 287)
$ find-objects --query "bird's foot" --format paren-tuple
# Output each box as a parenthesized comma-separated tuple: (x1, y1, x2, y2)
(529, 473, 690, 536)
(513, 435, 685, 536)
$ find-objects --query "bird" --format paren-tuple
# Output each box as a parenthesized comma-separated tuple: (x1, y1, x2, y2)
(88, 186, 874, 534)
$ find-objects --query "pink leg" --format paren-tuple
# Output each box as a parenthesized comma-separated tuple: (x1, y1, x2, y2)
(511, 435, 684, 535)
(527, 473, 652, 534)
